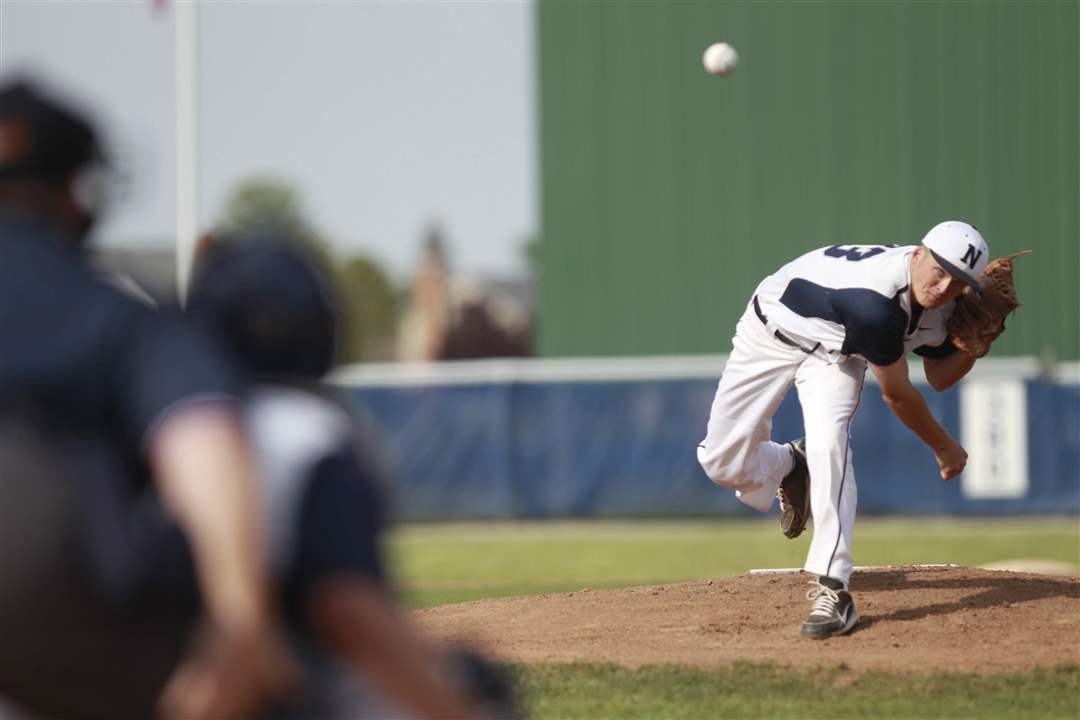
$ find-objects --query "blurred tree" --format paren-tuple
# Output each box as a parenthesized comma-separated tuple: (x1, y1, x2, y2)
(438, 299, 530, 360)
(216, 176, 333, 269)
(214, 177, 400, 364)
(521, 234, 539, 283)
(336, 256, 400, 363)
(520, 233, 540, 350)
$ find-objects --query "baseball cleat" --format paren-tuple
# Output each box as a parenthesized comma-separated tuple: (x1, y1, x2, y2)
(801, 577, 858, 639)
(777, 438, 810, 539)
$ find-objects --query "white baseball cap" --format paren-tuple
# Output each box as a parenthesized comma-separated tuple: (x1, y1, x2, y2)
(921, 220, 989, 294)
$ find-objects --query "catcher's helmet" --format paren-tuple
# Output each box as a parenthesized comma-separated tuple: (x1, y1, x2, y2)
(187, 236, 339, 379)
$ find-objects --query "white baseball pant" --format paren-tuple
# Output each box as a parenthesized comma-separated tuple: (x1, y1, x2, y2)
(697, 299, 867, 586)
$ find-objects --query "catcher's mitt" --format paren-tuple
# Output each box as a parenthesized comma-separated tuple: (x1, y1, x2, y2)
(946, 250, 1032, 358)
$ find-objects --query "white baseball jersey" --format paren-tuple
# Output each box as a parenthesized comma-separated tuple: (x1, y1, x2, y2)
(753, 244, 957, 366)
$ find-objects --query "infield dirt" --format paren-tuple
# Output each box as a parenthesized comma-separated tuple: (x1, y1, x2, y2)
(414, 566, 1080, 673)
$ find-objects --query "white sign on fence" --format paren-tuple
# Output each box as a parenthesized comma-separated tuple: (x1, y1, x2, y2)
(960, 379, 1029, 500)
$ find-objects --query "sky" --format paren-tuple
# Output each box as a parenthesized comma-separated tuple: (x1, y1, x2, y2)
(0, 1, 537, 281)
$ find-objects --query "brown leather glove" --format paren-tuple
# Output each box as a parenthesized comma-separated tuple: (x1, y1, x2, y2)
(946, 251, 1032, 358)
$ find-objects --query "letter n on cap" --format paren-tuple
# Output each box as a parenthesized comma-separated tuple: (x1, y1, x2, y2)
(961, 244, 984, 270)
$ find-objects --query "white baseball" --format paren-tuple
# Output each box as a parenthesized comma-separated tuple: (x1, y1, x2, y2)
(702, 42, 738, 76)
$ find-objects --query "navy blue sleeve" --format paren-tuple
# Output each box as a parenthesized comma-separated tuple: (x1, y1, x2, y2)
(829, 289, 907, 366)
(114, 306, 244, 452)
(914, 338, 960, 359)
(288, 445, 386, 609)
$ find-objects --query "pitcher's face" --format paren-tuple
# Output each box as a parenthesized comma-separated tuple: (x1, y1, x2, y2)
(911, 247, 964, 309)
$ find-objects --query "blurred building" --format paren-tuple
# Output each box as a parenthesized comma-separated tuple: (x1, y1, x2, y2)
(398, 235, 531, 362)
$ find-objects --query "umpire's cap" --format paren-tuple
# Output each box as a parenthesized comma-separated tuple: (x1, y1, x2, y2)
(187, 236, 340, 380)
(0, 79, 101, 181)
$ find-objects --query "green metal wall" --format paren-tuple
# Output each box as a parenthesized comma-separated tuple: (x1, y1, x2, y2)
(537, 1, 1079, 360)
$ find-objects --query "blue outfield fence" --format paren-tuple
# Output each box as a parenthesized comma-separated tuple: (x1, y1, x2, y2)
(332, 357, 1080, 520)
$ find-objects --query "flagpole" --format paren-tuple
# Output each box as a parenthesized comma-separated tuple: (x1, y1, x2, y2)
(175, 0, 198, 303)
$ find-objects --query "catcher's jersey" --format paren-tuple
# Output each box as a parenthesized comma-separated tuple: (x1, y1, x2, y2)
(753, 244, 956, 366)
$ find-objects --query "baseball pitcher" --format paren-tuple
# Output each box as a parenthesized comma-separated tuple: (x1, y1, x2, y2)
(697, 221, 1019, 638)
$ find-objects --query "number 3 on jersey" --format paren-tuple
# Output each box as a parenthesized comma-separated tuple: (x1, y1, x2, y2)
(824, 245, 896, 262)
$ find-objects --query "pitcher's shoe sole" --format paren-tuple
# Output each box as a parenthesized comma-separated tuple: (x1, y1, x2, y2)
(778, 438, 810, 539)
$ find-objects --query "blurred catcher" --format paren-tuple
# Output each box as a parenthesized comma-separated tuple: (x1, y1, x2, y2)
(697, 221, 1027, 639)
(0, 77, 295, 719)
(187, 234, 516, 719)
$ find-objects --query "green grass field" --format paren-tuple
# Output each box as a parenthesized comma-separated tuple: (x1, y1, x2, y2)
(517, 662, 1080, 719)
(389, 517, 1080, 608)
(389, 517, 1080, 719)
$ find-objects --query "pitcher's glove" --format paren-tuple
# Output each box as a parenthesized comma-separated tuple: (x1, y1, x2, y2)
(946, 250, 1032, 358)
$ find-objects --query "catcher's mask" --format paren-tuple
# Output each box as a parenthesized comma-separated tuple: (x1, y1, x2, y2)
(921, 221, 989, 296)
(187, 235, 339, 380)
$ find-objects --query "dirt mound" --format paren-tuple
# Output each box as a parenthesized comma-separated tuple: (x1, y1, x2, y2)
(414, 566, 1080, 674)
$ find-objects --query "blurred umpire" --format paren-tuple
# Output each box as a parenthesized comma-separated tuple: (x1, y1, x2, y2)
(0, 78, 294, 719)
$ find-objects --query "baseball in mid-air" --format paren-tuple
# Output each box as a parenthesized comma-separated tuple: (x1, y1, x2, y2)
(702, 42, 738, 76)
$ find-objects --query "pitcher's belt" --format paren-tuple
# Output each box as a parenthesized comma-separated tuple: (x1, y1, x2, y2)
(752, 296, 821, 355)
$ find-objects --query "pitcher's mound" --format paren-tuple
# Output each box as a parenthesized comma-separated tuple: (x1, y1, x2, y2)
(414, 565, 1080, 673)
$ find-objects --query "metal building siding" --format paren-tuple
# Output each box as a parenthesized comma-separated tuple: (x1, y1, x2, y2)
(537, 1, 1079, 360)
